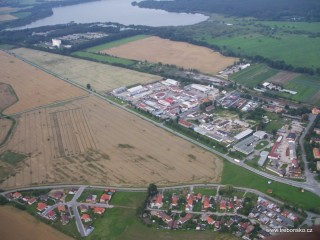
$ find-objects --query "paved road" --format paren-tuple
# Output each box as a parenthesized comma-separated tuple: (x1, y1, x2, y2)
(299, 114, 319, 186)
(6, 51, 320, 197)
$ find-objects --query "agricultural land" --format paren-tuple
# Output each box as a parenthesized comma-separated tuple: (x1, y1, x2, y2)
(229, 63, 320, 105)
(0, 95, 223, 189)
(0, 51, 86, 115)
(10, 48, 162, 93)
(100, 36, 238, 74)
(0, 206, 72, 240)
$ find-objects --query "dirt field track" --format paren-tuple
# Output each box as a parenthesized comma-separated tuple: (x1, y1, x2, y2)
(0, 83, 17, 112)
(0, 51, 86, 115)
(101, 36, 238, 74)
(0, 206, 72, 240)
(11, 48, 161, 92)
(0, 95, 223, 189)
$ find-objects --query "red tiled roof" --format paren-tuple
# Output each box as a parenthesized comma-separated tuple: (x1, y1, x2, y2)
(58, 205, 66, 212)
(156, 194, 163, 204)
(219, 201, 226, 210)
(313, 148, 320, 159)
(172, 195, 178, 205)
(178, 119, 192, 128)
(46, 210, 56, 218)
(207, 216, 215, 225)
(37, 202, 47, 211)
(197, 193, 202, 200)
(100, 193, 111, 202)
(81, 214, 91, 221)
(94, 207, 105, 214)
(203, 196, 210, 209)
(12, 192, 21, 198)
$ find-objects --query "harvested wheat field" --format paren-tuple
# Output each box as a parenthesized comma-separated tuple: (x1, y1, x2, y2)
(0, 206, 72, 240)
(0, 83, 17, 112)
(0, 118, 13, 144)
(0, 95, 223, 189)
(11, 48, 161, 92)
(101, 36, 238, 74)
(0, 51, 86, 115)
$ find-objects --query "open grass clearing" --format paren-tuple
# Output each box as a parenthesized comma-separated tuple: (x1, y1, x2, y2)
(0, 150, 26, 166)
(222, 160, 320, 211)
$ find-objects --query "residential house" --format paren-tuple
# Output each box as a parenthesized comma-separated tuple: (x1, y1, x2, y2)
(80, 204, 89, 213)
(57, 205, 66, 212)
(86, 195, 97, 203)
(81, 214, 92, 223)
(150, 194, 163, 209)
(46, 210, 57, 221)
(202, 196, 210, 210)
(219, 200, 226, 210)
(185, 194, 194, 211)
(171, 195, 178, 207)
(245, 225, 255, 234)
(178, 213, 192, 225)
(159, 211, 172, 223)
(61, 214, 70, 225)
(207, 216, 215, 225)
(94, 207, 105, 215)
(22, 196, 30, 202)
(227, 201, 234, 210)
(196, 193, 202, 201)
(39, 194, 48, 202)
(37, 202, 47, 212)
(12, 192, 21, 199)
(215, 221, 221, 230)
(100, 193, 111, 203)
(28, 197, 37, 205)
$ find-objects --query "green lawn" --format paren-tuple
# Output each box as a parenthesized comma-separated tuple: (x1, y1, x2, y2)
(109, 192, 146, 207)
(0, 151, 26, 165)
(282, 75, 320, 105)
(193, 187, 217, 196)
(255, 140, 269, 150)
(71, 51, 135, 66)
(229, 64, 278, 87)
(221, 160, 320, 212)
(85, 35, 149, 52)
(205, 33, 320, 70)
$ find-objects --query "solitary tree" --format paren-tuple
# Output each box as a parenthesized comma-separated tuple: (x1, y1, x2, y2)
(86, 83, 91, 90)
(148, 183, 158, 197)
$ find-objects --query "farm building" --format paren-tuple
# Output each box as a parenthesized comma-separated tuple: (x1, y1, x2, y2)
(234, 129, 253, 140)
(253, 131, 267, 140)
(162, 78, 179, 86)
(190, 84, 211, 93)
(258, 151, 269, 166)
(233, 135, 256, 155)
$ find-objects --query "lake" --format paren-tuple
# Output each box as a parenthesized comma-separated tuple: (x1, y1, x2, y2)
(20, 0, 208, 29)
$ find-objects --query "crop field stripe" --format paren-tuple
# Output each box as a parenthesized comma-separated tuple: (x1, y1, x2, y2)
(69, 109, 85, 154)
(50, 113, 65, 157)
(81, 108, 97, 150)
(86, 35, 150, 53)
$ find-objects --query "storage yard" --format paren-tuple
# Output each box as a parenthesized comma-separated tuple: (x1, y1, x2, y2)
(10, 48, 162, 93)
(100, 36, 238, 74)
(0, 51, 86, 115)
(0, 95, 223, 189)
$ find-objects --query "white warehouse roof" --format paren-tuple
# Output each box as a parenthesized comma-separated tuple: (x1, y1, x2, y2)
(234, 129, 253, 140)
(127, 85, 144, 93)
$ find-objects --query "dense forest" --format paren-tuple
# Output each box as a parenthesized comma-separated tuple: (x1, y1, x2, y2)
(137, 0, 320, 21)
